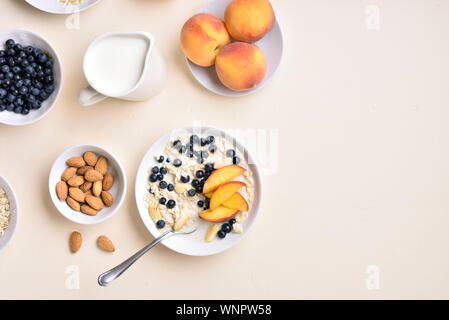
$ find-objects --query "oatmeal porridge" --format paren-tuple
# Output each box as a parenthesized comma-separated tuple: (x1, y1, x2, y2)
(0, 188, 10, 237)
(143, 133, 254, 242)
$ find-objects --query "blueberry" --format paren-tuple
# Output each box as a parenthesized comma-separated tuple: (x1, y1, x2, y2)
(226, 149, 236, 158)
(207, 136, 215, 144)
(44, 68, 52, 75)
(24, 66, 34, 74)
(5, 39, 15, 48)
(0, 57, 5, 65)
(159, 181, 168, 189)
(149, 188, 154, 194)
(31, 100, 41, 109)
(15, 97, 23, 106)
(149, 173, 158, 182)
(6, 94, 15, 102)
(20, 60, 29, 68)
(190, 135, 200, 145)
(205, 163, 214, 172)
(157, 155, 164, 163)
(181, 175, 190, 183)
(5, 72, 13, 79)
(151, 166, 160, 174)
(39, 91, 49, 100)
(166, 200, 176, 209)
(200, 151, 209, 159)
(1, 65, 9, 73)
(6, 49, 15, 57)
(159, 197, 167, 205)
(0, 103, 5, 111)
(195, 184, 203, 193)
(7, 57, 15, 67)
(178, 145, 186, 154)
(160, 167, 168, 175)
(15, 79, 23, 88)
(232, 156, 241, 165)
(192, 179, 200, 187)
(38, 53, 48, 63)
(6, 103, 14, 111)
(0, 50, 4, 57)
(200, 137, 208, 146)
(217, 230, 226, 239)
(21, 107, 29, 115)
(14, 106, 22, 113)
(32, 47, 43, 57)
(196, 157, 204, 164)
(31, 88, 39, 96)
(157, 173, 164, 181)
(167, 184, 174, 192)
(45, 60, 53, 68)
(0, 88, 6, 97)
(27, 94, 36, 103)
(45, 84, 55, 94)
(37, 70, 44, 79)
(197, 200, 204, 208)
(24, 79, 31, 86)
(229, 218, 236, 225)
(12, 66, 21, 74)
(173, 158, 182, 167)
(221, 223, 232, 233)
(196, 170, 205, 178)
(13, 43, 22, 51)
(188, 189, 196, 197)
(156, 219, 165, 229)
(166, 157, 170, 163)
(44, 75, 53, 84)
(172, 140, 182, 150)
(25, 46, 33, 54)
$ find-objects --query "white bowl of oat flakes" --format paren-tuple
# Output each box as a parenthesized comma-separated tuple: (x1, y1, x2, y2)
(135, 126, 262, 256)
(0, 176, 18, 252)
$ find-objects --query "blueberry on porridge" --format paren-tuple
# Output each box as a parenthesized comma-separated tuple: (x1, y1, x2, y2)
(144, 133, 254, 242)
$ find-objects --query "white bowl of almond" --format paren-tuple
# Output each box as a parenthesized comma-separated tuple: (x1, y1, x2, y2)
(135, 126, 262, 256)
(49, 144, 127, 224)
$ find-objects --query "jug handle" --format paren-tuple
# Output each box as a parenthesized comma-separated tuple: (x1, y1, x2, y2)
(78, 86, 107, 107)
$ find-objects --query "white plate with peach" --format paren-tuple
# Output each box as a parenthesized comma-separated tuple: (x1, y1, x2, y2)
(181, 0, 283, 96)
(135, 126, 262, 256)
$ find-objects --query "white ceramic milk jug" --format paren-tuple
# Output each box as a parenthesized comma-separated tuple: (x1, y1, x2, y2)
(78, 31, 167, 106)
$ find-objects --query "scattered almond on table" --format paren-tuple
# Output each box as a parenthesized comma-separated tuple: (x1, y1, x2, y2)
(69, 231, 82, 253)
(56, 152, 115, 216)
(97, 235, 115, 252)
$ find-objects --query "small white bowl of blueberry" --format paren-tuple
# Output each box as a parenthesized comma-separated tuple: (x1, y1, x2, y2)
(0, 29, 62, 126)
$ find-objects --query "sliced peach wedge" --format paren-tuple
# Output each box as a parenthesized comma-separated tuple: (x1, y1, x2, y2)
(203, 164, 246, 194)
(210, 181, 246, 210)
(199, 206, 239, 223)
(222, 192, 249, 211)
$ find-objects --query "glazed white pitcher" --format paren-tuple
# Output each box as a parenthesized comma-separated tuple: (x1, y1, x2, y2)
(78, 31, 167, 106)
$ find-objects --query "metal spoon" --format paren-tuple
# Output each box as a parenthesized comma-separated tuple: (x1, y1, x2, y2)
(98, 227, 197, 286)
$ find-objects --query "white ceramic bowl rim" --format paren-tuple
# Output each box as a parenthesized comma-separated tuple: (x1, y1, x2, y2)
(48, 144, 127, 225)
(0, 175, 19, 252)
(134, 125, 263, 256)
(0, 28, 63, 126)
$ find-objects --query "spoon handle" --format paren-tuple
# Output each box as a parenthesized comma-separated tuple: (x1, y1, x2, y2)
(98, 229, 174, 286)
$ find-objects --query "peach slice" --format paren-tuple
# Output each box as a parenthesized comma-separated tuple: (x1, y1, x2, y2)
(210, 181, 246, 210)
(199, 206, 239, 223)
(222, 192, 249, 211)
(204, 191, 213, 198)
(203, 164, 246, 194)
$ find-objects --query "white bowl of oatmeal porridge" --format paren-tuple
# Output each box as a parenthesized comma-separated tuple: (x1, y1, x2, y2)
(135, 126, 262, 256)
(0, 176, 18, 252)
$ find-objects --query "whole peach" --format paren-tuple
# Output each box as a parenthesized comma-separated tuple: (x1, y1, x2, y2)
(180, 13, 231, 67)
(215, 42, 267, 91)
(225, 0, 275, 43)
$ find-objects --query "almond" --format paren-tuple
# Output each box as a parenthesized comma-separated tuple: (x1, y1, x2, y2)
(77, 165, 93, 176)
(56, 181, 68, 201)
(95, 156, 108, 175)
(205, 224, 220, 242)
(148, 203, 161, 222)
(66, 156, 85, 168)
(92, 181, 102, 197)
(84, 190, 93, 196)
(68, 187, 85, 203)
(67, 175, 84, 187)
(79, 181, 92, 193)
(97, 235, 115, 252)
(84, 169, 103, 182)
(102, 172, 114, 191)
(69, 231, 82, 253)
(174, 215, 188, 231)
(67, 196, 80, 211)
(61, 167, 77, 181)
(101, 191, 113, 207)
(80, 204, 97, 216)
(85, 195, 104, 210)
(83, 151, 98, 167)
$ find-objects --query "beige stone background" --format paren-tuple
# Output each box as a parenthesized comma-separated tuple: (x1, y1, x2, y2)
(0, 0, 448, 299)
